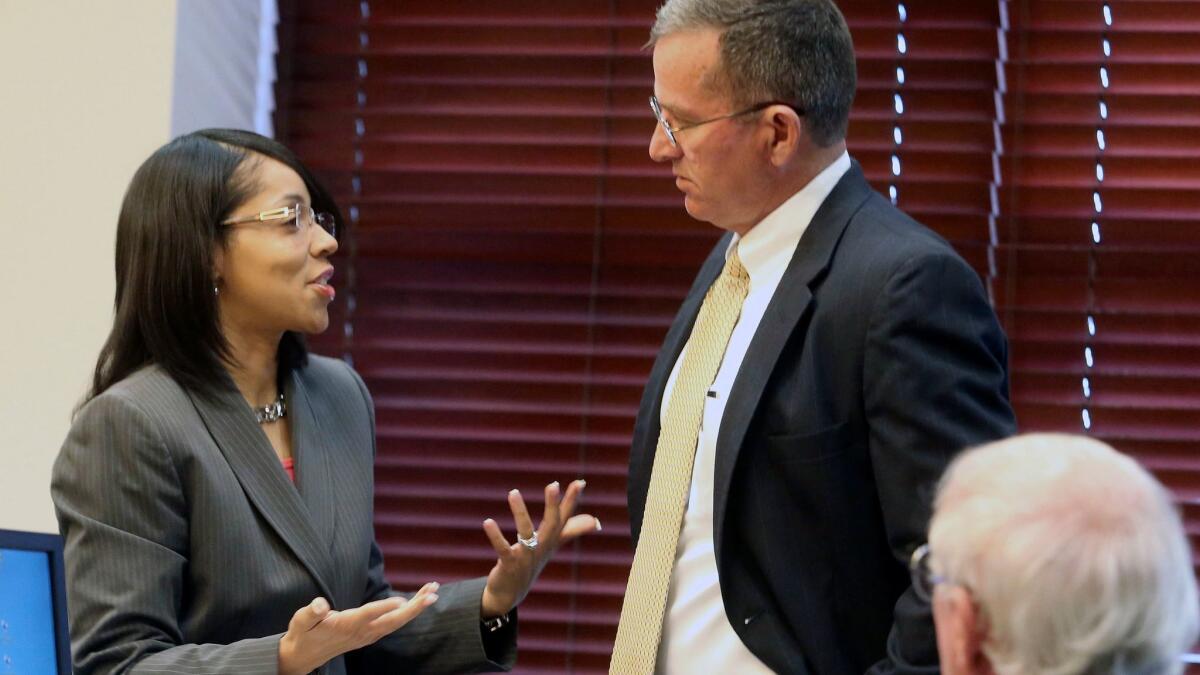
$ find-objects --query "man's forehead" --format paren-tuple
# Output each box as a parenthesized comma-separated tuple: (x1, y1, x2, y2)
(652, 28, 726, 114)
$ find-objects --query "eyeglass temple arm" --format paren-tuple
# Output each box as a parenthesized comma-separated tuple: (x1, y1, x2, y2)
(222, 206, 295, 226)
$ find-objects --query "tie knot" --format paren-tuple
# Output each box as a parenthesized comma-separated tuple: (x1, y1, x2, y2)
(725, 245, 750, 283)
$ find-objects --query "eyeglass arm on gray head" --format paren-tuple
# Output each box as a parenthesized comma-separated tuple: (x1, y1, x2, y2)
(649, 95, 805, 146)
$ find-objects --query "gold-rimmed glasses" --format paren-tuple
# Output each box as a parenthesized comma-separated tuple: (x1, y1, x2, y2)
(223, 203, 337, 240)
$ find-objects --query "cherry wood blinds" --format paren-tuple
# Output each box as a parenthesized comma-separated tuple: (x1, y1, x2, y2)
(998, 0, 1200, 553)
(274, 0, 1196, 671)
(846, 1, 1006, 280)
(276, 4, 721, 671)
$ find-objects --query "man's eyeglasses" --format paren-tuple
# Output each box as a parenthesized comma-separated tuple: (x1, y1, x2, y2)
(649, 95, 805, 147)
(909, 543, 950, 603)
(223, 203, 337, 240)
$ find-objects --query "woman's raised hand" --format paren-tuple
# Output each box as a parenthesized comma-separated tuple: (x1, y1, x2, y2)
(480, 479, 601, 618)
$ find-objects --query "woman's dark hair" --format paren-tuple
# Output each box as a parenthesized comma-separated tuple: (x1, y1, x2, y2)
(83, 128, 342, 406)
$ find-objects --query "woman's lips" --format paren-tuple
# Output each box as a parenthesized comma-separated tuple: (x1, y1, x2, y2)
(310, 267, 335, 285)
(309, 266, 336, 299)
(309, 281, 336, 300)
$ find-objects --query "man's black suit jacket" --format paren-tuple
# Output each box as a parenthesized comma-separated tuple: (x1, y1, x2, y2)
(626, 160, 1017, 674)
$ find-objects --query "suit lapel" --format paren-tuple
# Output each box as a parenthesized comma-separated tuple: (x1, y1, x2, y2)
(287, 370, 338, 563)
(711, 162, 873, 556)
(187, 374, 338, 603)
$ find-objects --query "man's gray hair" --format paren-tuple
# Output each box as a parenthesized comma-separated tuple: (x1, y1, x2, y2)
(649, 0, 856, 147)
(929, 434, 1199, 675)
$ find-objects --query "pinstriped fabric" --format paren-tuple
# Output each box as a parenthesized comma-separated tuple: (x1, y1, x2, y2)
(189, 372, 341, 605)
(51, 355, 514, 674)
(610, 248, 750, 674)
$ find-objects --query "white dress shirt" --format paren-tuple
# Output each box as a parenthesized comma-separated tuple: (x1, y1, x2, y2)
(656, 152, 851, 674)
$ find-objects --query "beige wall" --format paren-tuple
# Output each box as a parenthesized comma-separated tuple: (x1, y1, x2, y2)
(0, 0, 178, 533)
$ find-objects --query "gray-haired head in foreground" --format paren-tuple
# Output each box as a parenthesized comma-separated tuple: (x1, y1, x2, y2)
(929, 434, 1199, 675)
(649, 0, 856, 147)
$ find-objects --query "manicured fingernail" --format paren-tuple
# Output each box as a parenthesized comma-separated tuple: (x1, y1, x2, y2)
(424, 593, 439, 605)
(594, 518, 603, 532)
(510, 489, 519, 496)
(313, 597, 329, 612)
(577, 479, 587, 488)
(551, 481, 560, 489)
(426, 582, 440, 593)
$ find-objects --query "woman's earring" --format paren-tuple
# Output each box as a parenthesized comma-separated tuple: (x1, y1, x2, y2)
(213, 283, 220, 296)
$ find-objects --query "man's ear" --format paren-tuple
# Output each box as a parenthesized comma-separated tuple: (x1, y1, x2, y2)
(766, 106, 804, 167)
(935, 586, 994, 675)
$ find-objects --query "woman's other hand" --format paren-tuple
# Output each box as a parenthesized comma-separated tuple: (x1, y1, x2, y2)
(480, 479, 601, 618)
(278, 582, 439, 675)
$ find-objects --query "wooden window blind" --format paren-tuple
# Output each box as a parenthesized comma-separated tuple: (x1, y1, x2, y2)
(274, 1, 1199, 671)
(998, 0, 1200, 587)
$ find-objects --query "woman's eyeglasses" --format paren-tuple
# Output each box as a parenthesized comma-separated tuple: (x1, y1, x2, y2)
(223, 203, 336, 240)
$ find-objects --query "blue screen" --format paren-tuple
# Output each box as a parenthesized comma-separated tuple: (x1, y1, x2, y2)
(0, 548, 59, 675)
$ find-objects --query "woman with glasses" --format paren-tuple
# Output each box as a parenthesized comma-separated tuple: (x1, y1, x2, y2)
(51, 129, 598, 675)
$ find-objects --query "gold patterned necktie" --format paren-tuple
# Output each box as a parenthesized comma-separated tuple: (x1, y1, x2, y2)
(610, 246, 751, 675)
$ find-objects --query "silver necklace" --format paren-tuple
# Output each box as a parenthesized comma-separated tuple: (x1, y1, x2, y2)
(255, 393, 287, 424)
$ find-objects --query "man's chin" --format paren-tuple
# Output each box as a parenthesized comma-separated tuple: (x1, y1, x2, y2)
(683, 196, 736, 232)
(683, 195, 711, 223)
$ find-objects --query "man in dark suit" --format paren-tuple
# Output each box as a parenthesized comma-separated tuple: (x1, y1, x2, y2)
(608, 1, 1017, 673)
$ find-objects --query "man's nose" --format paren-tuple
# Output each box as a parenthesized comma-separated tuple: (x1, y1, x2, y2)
(648, 122, 679, 163)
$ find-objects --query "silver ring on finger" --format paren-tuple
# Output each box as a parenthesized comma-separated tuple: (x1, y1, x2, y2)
(517, 531, 539, 550)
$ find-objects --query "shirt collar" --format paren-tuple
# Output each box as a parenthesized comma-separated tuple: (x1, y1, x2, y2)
(727, 150, 851, 284)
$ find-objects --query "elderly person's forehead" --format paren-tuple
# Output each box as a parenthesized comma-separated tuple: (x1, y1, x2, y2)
(935, 433, 1154, 513)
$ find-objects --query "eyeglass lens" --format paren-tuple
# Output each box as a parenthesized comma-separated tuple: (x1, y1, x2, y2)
(649, 97, 677, 146)
(295, 204, 337, 240)
(910, 544, 935, 602)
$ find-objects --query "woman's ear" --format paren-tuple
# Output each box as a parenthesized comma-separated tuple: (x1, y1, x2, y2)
(212, 245, 225, 292)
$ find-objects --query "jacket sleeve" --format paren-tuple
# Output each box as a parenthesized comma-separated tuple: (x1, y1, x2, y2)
(342, 362, 517, 673)
(346, 543, 516, 673)
(862, 251, 1017, 674)
(52, 393, 281, 675)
